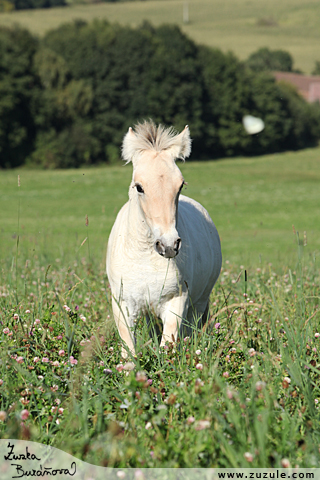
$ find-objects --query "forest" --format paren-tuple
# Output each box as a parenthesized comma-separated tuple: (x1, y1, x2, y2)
(1, 20, 320, 168)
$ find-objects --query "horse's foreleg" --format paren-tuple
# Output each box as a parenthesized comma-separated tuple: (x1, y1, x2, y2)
(160, 294, 189, 347)
(111, 297, 135, 358)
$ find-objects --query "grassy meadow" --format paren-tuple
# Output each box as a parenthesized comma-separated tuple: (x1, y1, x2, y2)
(0, 148, 320, 467)
(1, 0, 320, 73)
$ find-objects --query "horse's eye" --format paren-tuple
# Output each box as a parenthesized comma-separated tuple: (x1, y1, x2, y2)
(136, 184, 144, 194)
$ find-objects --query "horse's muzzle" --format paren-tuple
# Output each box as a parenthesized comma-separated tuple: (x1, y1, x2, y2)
(155, 238, 181, 258)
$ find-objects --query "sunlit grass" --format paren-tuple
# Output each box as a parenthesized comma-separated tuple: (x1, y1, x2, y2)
(0, 248, 320, 466)
(1, 147, 320, 266)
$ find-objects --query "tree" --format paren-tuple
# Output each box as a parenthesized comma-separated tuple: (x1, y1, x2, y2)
(246, 47, 293, 73)
(38, 20, 206, 165)
(0, 26, 38, 168)
(312, 61, 320, 76)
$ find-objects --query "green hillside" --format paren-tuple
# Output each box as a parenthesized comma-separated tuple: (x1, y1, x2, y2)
(1, 146, 320, 267)
(1, 0, 320, 72)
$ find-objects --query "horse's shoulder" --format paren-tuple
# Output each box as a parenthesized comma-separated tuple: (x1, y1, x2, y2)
(179, 194, 211, 219)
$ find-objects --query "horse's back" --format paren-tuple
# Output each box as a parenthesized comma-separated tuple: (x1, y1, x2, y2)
(177, 195, 221, 303)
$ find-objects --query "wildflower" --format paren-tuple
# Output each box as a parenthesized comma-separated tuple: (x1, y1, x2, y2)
(0, 380, 3, 386)
(282, 377, 291, 388)
(184, 336, 190, 343)
(223, 372, 229, 378)
(313, 347, 317, 352)
(56, 419, 60, 425)
(104, 369, 112, 375)
(136, 371, 147, 382)
(195, 378, 204, 387)
(187, 416, 195, 424)
(20, 410, 29, 420)
(244, 452, 253, 462)
(123, 362, 135, 371)
(214, 323, 221, 329)
(248, 348, 256, 357)
(315, 399, 319, 405)
(145, 422, 152, 430)
(134, 471, 144, 480)
(255, 381, 266, 391)
(58, 408, 64, 414)
(33, 357, 40, 363)
(195, 349, 201, 355)
(146, 379, 153, 386)
(51, 385, 58, 392)
(195, 363, 203, 371)
(109, 347, 114, 352)
(0, 411, 6, 421)
(69, 356, 78, 365)
(315, 333, 320, 338)
(16, 357, 24, 364)
(281, 458, 290, 468)
(58, 350, 65, 357)
(55, 399, 61, 405)
(35, 319, 40, 325)
(80, 314, 86, 322)
(226, 388, 233, 399)
(194, 420, 211, 431)
(51, 361, 59, 367)
(42, 357, 49, 363)
(116, 364, 124, 373)
(25, 309, 31, 314)
(3, 328, 10, 334)
(13, 314, 19, 320)
(56, 335, 63, 340)
(63, 305, 71, 312)
(117, 472, 126, 479)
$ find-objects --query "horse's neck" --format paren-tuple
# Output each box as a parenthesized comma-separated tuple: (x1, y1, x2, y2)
(126, 196, 153, 252)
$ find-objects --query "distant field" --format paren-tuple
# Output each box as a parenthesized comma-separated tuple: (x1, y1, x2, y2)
(1, 0, 320, 73)
(1, 147, 320, 268)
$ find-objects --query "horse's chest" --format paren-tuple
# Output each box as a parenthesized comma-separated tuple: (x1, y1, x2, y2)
(119, 257, 180, 314)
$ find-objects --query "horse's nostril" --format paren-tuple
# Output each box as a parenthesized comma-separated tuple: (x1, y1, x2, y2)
(175, 237, 182, 252)
(155, 240, 165, 256)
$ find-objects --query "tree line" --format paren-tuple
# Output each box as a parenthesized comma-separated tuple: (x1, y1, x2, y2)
(0, 0, 126, 12)
(1, 20, 320, 169)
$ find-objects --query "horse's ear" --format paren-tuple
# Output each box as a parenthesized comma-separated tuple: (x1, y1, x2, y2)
(122, 127, 136, 164)
(167, 125, 191, 161)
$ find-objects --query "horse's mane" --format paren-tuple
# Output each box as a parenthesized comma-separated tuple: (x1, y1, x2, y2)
(122, 120, 191, 163)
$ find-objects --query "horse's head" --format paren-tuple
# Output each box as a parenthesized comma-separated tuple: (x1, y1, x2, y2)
(122, 121, 191, 258)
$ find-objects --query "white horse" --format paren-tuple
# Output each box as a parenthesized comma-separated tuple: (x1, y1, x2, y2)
(107, 121, 222, 357)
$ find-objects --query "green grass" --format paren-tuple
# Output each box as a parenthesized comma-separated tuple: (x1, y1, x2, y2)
(0, 149, 320, 467)
(1, 147, 320, 266)
(1, 0, 320, 73)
